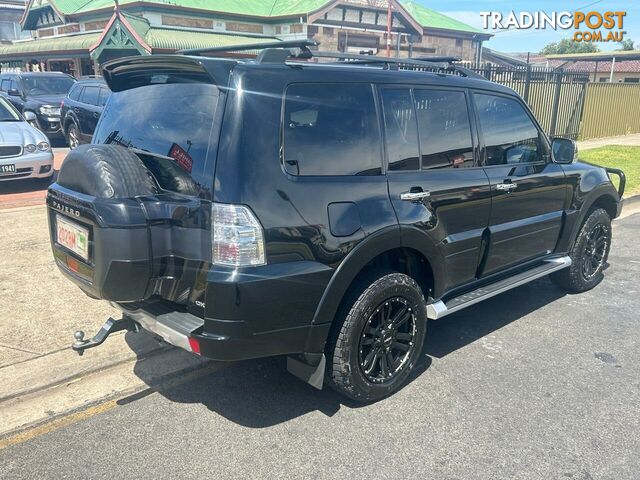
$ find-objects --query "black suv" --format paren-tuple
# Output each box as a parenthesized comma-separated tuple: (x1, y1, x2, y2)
(0, 72, 75, 141)
(47, 43, 625, 402)
(61, 78, 110, 148)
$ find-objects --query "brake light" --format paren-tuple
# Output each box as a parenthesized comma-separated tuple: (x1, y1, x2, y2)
(188, 336, 201, 355)
(212, 203, 266, 267)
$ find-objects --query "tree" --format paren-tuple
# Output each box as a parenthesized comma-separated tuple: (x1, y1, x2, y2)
(540, 38, 600, 55)
(618, 38, 635, 51)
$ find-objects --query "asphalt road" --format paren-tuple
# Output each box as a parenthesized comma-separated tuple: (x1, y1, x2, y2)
(2, 213, 639, 480)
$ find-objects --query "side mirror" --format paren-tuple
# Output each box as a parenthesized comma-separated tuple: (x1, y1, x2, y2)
(551, 137, 578, 164)
(23, 111, 36, 122)
(8, 88, 21, 97)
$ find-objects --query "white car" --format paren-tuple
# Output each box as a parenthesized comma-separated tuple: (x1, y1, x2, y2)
(0, 96, 53, 182)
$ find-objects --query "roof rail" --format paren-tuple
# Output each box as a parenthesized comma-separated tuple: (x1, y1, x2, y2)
(176, 40, 486, 80)
(177, 39, 317, 56)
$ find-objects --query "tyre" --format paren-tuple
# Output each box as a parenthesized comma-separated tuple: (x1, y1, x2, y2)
(326, 272, 428, 402)
(66, 122, 80, 149)
(551, 208, 612, 293)
(57, 144, 157, 199)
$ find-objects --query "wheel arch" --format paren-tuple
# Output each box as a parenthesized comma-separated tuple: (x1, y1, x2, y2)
(311, 225, 442, 330)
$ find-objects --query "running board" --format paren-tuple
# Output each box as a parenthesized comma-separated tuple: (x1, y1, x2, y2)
(427, 256, 572, 320)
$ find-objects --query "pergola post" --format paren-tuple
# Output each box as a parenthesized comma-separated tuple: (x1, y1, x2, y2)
(609, 56, 616, 83)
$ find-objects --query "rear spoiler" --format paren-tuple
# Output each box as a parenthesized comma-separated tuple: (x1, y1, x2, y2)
(101, 55, 235, 92)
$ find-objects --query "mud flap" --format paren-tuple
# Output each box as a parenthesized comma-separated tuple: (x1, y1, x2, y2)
(286, 353, 326, 390)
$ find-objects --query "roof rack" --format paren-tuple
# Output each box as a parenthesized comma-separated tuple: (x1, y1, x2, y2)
(177, 40, 486, 80)
(177, 39, 317, 57)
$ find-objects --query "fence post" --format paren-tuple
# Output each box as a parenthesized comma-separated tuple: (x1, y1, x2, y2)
(549, 68, 563, 137)
(523, 64, 531, 103)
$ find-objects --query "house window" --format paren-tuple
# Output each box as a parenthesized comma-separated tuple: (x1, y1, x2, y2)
(599, 77, 609, 82)
(275, 26, 282, 34)
(623, 77, 640, 83)
(307, 25, 318, 35)
(323, 27, 334, 36)
(226, 22, 263, 34)
(38, 28, 54, 38)
(455, 38, 463, 47)
(290, 23, 303, 33)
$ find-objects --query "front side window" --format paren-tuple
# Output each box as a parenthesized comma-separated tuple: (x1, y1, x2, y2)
(474, 93, 549, 166)
(68, 84, 82, 101)
(380, 88, 420, 171)
(414, 89, 474, 169)
(282, 83, 381, 176)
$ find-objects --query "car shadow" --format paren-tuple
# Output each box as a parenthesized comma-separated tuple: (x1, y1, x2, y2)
(0, 173, 56, 194)
(125, 277, 565, 428)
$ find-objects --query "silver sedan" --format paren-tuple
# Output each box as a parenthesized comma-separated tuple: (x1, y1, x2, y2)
(0, 96, 53, 182)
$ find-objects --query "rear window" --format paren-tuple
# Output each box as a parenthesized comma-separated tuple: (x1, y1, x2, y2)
(282, 83, 381, 176)
(81, 86, 100, 106)
(93, 82, 218, 194)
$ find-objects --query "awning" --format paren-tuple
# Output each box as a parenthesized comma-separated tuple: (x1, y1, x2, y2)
(0, 32, 102, 59)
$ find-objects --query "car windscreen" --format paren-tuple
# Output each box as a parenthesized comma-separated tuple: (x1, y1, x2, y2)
(0, 97, 20, 121)
(93, 82, 219, 196)
(21, 75, 75, 95)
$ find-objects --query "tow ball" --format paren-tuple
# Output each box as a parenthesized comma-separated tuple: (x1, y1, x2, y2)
(72, 317, 139, 356)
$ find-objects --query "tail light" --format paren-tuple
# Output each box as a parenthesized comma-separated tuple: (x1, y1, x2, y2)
(212, 203, 266, 267)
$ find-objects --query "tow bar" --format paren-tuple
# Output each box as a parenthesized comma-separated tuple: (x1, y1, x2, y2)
(72, 317, 138, 356)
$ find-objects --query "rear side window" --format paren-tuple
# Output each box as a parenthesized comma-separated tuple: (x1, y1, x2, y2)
(474, 93, 549, 166)
(414, 89, 474, 169)
(380, 88, 420, 171)
(282, 83, 381, 176)
(0, 79, 9, 92)
(81, 86, 100, 106)
(98, 87, 110, 106)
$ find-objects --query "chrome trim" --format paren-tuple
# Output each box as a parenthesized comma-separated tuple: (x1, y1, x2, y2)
(426, 256, 572, 320)
(400, 191, 431, 201)
(496, 183, 518, 191)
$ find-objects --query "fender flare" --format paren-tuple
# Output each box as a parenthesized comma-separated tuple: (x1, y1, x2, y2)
(310, 224, 444, 328)
(567, 184, 619, 249)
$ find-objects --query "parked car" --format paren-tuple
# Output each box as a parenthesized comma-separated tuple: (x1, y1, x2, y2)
(47, 43, 625, 402)
(61, 78, 110, 148)
(0, 72, 75, 142)
(0, 96, 53, 182)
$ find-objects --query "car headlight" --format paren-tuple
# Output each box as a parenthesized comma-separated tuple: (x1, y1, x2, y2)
(37, 141, 50, 152)
(24, 144, 37, 153)
(38, 105, 61, 116)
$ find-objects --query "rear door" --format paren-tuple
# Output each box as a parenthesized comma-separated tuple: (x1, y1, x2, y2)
(472, 91, 567, 275)
(382, 86, 492, 295)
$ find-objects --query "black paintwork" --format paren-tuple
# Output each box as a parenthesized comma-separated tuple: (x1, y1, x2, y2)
(46, 55, 623, 363)
(60, 79, 109, 145)
(0, 72, 75, 139)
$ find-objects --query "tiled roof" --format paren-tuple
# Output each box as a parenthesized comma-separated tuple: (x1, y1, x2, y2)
(547, 59, 640, 73)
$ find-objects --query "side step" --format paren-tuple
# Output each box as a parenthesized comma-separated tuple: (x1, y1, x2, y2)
(427, 256, 571, 320)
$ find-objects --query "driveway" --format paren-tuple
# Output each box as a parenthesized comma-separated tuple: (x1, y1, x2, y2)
(1, 212, 638, 480)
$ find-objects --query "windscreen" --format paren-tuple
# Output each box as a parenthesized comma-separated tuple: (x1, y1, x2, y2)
(93, 82, 219, 197)
(0, 98, 20, 121)
(21, 75, 74, 95)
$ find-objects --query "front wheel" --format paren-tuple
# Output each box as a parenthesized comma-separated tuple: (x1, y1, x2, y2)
(551, 208, 612, 293)
(326, 272, 428, 402)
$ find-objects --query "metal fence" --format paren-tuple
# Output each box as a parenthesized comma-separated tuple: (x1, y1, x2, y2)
(461, 64, 590, 140)
(579, 83, 640, 140)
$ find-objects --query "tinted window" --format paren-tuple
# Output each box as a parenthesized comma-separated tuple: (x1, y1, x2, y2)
(98, 88, 110, 106)
(283, 83, 381, 176)
(474, 93, 549, 166)
(414, 89, 474, 169)
(93, 82, 218, 195)
(9, 80, 18, 91)
(21, 75, 74, 95)
(380, 88, 420, 171)
(81, 86, 100, 106)
(0, 79, 9, 92)
(68, 84, 82, 101)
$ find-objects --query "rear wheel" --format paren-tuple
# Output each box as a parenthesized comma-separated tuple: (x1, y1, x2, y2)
(551, 208, 612, 293)
(326, 272, 427, 402)
(66, 123, 80, 149)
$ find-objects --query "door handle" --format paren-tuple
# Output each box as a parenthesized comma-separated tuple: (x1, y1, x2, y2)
(496, 183, 518, 192)
(400, 190, 431, 202)
(93, 112, 100, 118)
